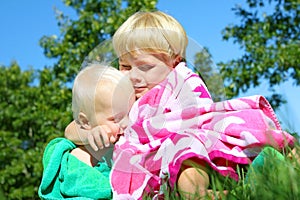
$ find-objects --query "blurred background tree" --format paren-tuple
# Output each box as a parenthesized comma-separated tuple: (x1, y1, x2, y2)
(219, 0, 300, 109)
(40, 0, 157, 83)
(193, 47, 226, 102)
(0, 63, 71, 199)
(0, 0, 157, 199)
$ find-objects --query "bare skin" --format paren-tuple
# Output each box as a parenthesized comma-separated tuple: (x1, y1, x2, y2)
(177, 166, 209, 199)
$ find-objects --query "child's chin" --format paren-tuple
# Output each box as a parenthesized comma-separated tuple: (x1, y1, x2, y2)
(135, 89, 148, 99)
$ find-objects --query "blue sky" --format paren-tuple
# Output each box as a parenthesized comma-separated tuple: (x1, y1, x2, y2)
(0, 0, 299, 133)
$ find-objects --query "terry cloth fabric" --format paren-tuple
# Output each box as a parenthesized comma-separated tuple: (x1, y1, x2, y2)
(38, 137, 112, 200)
(245, 146, 285, 182)
(110, 62, 295, 199)
(250, 146, 285, 170)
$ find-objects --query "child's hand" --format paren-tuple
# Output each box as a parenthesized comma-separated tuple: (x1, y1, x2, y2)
(87, 124, 119, 151)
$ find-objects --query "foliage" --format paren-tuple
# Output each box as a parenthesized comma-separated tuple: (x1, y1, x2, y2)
(193, 47, 226, 102)
(0, 0, 158, 199)
(143, 145, 300, 200)
(0, 62, 72, 199)
(219, 0, 300, 109)
(228, 145, 300, 200)
(40, 0, 157, 84)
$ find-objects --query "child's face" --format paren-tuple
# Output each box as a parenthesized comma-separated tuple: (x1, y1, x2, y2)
(119, 53, 174, 99)
(92, 80, 135, 136)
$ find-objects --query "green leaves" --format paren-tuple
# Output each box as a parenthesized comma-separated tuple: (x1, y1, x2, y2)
(220, 0, 300, 109)
(193, 47, 226, 102)
(1, 1, 158, 199)
(0, 62, 73, 199)
(40, 0, 158, 84)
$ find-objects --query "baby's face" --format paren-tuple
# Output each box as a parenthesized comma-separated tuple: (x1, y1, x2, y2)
(91, 79, 135, 136)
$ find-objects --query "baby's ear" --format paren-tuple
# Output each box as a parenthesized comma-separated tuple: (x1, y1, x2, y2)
(78, 112, 92, 130)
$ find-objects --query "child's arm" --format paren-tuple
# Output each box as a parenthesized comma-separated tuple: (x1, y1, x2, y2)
(65, 120, 118, 151)
(70, 145, 111, 167)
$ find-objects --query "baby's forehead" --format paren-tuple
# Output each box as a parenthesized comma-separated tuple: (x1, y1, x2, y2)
(94, 78, 133, 109)
(94, 78, 124, 105)
(92, 80, 115, 115)
(96, 79, 117, 99)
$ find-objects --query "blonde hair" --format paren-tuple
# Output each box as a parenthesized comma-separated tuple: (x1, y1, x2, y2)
(72, 63, 126, 122)
(113, 11, 188, 59)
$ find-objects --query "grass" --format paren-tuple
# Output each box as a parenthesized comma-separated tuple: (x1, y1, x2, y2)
(144, 139, 300, 199)
(227, 147, 300, 200)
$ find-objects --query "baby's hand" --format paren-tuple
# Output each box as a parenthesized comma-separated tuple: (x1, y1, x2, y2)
(87, 124, 119, 151)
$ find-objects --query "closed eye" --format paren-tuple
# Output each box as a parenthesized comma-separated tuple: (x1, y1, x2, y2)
(138, 65, 154, 72)
(113, 113, 126, 123)
(120, 65, 131, 71)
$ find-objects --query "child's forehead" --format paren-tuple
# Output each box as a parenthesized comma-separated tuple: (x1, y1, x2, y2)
(119, 50, 164, 62)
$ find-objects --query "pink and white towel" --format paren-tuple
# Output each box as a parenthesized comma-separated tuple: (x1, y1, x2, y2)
(111, 62, 294, 199)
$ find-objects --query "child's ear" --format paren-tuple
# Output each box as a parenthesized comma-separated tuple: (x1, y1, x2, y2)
(78, 112, 92, 130)
(173, 55, 182, 68)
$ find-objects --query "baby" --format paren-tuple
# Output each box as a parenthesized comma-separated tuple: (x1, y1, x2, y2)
(70, 62, 135, 166)
(38, 63, 135, 199)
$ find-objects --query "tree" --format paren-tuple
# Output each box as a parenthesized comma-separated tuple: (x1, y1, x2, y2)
(219, 0, 300, 109)
(40, 0, 157, 83)
(0, 62, 72, 199)
(193, 47, 226, 102)
(0, 0, 157, 199)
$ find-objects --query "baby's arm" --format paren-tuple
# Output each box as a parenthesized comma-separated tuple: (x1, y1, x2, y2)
(65, 120, 118, 151)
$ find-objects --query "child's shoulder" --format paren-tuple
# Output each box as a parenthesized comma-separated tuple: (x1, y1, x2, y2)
(43, 138, 76, 165)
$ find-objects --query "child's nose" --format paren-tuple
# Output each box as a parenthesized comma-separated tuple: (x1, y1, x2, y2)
(129, 68, 141, 83)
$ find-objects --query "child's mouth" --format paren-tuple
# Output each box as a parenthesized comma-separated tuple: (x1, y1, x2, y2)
(134, 87, 146, 93)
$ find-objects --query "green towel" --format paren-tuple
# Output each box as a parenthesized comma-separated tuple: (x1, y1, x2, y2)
(38, 138, 112, 199)
(245, 146, 285, 183)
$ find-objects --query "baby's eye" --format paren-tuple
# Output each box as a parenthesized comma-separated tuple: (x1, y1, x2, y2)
(114, 118, 121, 123)
(113, 113, 125, 123)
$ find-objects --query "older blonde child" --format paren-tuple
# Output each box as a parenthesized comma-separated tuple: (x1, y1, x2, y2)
(110, 11, 294, 199)
(39, 63, 134, 199)
(66, 11, 295, 199)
